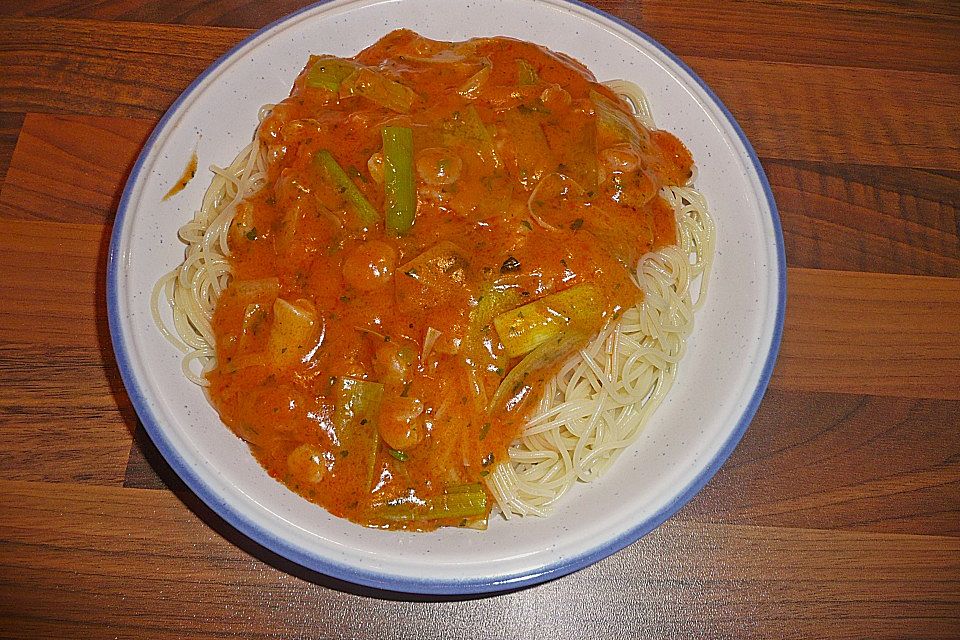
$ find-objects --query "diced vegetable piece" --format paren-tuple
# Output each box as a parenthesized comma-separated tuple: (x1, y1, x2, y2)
(590, 89, 649, 152)
(305, 55, 359, 91)
(460, 285, 524, 411)
(230, 277, 280, 304)
(331, 377, 384, 490)
(381, 126, 416, 235)
(421, 326, 442, 361)
(442, 106, 501, 169)
(332, 377, 385, 442)
(231, 201, 256, 243)
(493, 283, 605, 358)
(236, 302, 268, 352)
(314, 150, 379, 227)
(487, 331, 583, 414)
(502, 107, 553, 188)
(395, 241, 469, 312)
(373, 484, 487, 522)
(267, 298, 320, 368)
(458, 65, 490, 98)
(517, 58, 539, 86)
(220, 352, 269, 375)
(340, 67, 417, 113)
(444, 482, 484, 494)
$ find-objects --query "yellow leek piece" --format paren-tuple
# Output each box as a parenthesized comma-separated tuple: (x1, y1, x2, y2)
(267, 298, 320, 368)
(492, 283, 605, 358)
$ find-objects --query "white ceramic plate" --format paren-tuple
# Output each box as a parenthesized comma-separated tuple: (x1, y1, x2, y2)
(108, 0, 784, 594)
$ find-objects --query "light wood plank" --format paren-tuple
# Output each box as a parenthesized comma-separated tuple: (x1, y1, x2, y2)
(772, 268, 960, 400)
(1, 480, 957, 639)
(0, 218, 102, 344)
(0, 218, 132, 483)
(0, 114, 152, 224)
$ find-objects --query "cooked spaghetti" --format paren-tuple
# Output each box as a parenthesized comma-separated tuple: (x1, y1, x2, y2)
(154, 30, 714, 530)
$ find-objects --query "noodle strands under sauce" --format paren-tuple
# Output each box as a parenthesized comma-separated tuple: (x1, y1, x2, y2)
(159, 30, 714, 531)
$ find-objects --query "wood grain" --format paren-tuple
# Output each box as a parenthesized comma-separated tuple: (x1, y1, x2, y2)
(0, 112, 24, 186)
(0, 217, 133, 483)
(682, 389, 960, 536)
(687, 59, 960, 171)
(1, 480, 957, 639)
(768, 159, 960, 277)
(0, 219, 104, 345)
(3, 18, 958, 171)
(0, 0, 307, 28)
(0, 114, 152, 224)
(0, 341, 133, 483)
(773, 268, 960, 400)
(6, 0, 959, 76)
(0, 18, 247, 119)
(640, 0, 960, 74)
(0, 1, 958, 636)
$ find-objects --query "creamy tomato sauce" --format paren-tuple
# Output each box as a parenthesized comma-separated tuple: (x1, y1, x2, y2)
(206, 30, 693, 530)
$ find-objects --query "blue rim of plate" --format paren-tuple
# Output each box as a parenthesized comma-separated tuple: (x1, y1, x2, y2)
(107, 0, 786, 595)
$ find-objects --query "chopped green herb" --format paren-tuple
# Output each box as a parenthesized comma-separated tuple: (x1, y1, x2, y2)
(245, 227, 258, 241)
(570, 218, 584, 231)
(388, 449, 409, 462)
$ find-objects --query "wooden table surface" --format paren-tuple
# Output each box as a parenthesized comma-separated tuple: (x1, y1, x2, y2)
(1, 1, 958, 637)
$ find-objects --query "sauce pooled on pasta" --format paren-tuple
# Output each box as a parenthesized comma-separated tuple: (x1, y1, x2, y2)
(206, 30, 693, 530)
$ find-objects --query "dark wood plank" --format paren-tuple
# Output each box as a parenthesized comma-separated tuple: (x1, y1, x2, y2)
(689, 58, 960, 171)
(0, 18, 248, 119)
(5, 1, 958, 75)
(0, 114, 153, 224)
(0, 0, 306, 29)
(639, 0, 960, 74)
(2, 480, 958, 639)
(123, 422, 177, 490)
(0, 112, 24, 186)
(682, 390, 960, 536)
(2, 19, 958, 172)
(0, 343, 133, 484)
(773, 268, 960, 400)
(768, 159, 960, 276)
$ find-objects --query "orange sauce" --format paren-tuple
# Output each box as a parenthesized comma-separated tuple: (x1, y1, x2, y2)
(163, 150, 198, 200)
(206, 30, 693, 530)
